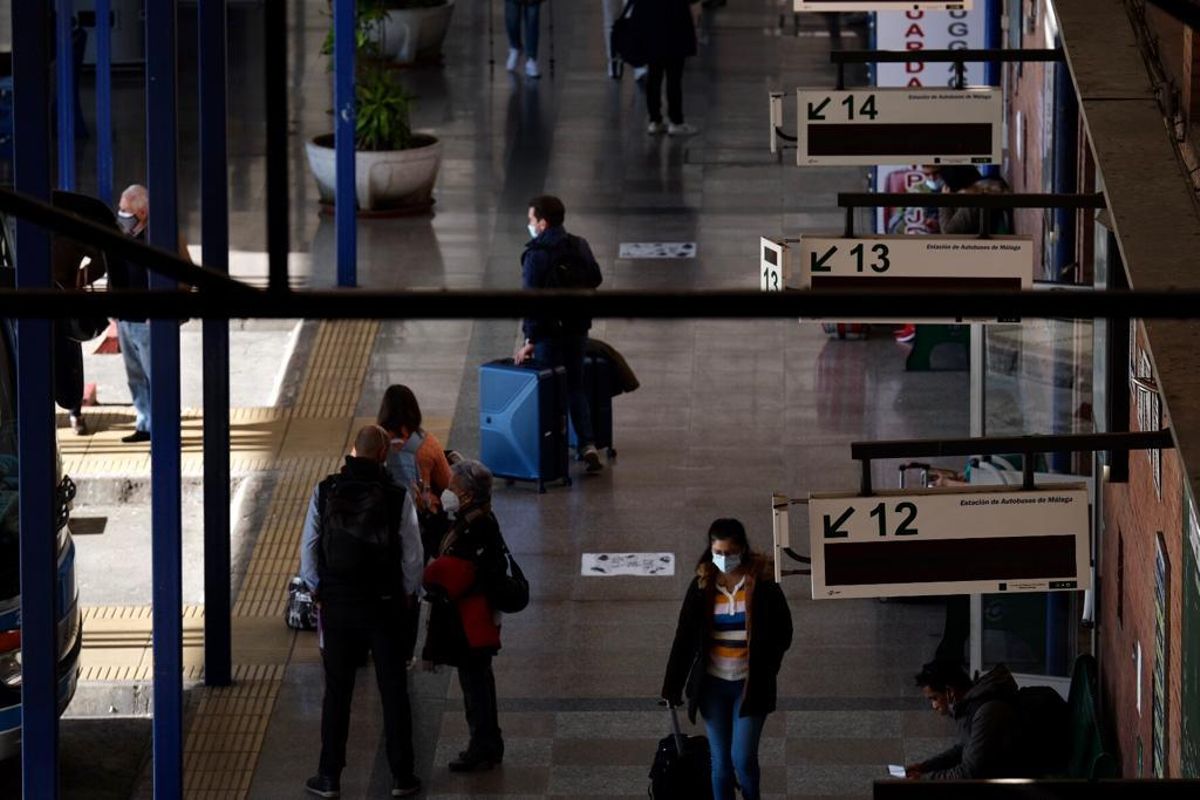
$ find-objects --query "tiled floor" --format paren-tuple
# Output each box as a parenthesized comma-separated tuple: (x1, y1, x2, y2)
(57, 2, 973, 798)
(239, 3, 967, 800)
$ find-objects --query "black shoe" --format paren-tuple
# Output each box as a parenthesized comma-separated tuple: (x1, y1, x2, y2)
(391, 775, 421, 797)
(121, 430, 151, 444)
(449, 750, 501, 772)
(304, 774, 341, 798)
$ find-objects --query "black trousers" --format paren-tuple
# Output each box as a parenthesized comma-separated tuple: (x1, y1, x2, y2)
(646, 58, 686, 125)
(458, 654, 503, 758)
(319, 598, 414, 780)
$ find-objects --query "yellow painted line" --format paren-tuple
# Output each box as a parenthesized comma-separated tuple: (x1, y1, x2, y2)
(72, 320, 383, 799)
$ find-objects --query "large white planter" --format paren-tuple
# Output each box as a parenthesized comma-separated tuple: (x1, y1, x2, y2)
(305, 134, 443, 213)
(376, 0, 456, 65)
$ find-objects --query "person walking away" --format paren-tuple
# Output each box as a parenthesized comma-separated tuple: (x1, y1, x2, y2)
(637, 0, 703, 136)
(108, 183, 194, 443)
(904, 660, 1023, 781)
(422, 460, 510, 772)
(377, 383, 453, 660)
(662, 519, 793, 800)
(299, 425, 424, 798)
(513, 195, 605, 473)
(505, 0, 543, 78)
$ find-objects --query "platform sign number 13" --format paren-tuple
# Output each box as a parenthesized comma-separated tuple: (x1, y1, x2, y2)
(761, 240, 785, 292)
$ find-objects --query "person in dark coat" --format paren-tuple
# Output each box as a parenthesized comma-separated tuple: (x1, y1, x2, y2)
(905, 660, 1023, 780)
(422, 459, 510, 772)
(636, 0, 703, 136)
(662, 519, 793, 800)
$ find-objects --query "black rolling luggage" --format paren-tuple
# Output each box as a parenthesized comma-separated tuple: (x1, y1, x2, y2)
(649, 705, 712, 800)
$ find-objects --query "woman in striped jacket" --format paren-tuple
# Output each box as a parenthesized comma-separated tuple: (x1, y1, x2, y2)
(661, 519, 793, 800)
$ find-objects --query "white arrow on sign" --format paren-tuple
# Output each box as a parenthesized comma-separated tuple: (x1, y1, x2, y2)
(795, 87, 1002, 167)
(808, 485, 1091, 600)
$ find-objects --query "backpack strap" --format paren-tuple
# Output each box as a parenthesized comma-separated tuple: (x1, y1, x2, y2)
(401, 429, 423, 455)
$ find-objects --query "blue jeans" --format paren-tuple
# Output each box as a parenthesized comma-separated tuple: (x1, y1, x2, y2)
(505, 0, 540, 60)
(117, 320, 151, 432)
(533, 336, 593, 448)
(699, 676, 766, 800)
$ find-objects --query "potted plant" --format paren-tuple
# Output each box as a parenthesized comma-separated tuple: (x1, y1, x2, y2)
(376, 0, 457, 65)
(305, 0, 443, 213)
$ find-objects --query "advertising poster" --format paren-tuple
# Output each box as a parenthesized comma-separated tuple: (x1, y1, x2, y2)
(874, 4, 990, 232)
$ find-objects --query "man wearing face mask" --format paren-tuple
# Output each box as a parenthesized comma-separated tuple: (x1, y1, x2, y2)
(904, 660, 1022, 781)
(662, 519, 793, 800)
(513, 194, 605, 473)
(421, 460, 510, 772)
(299, 425, 424, 798)
(105, 185, 154, 442)
(107, 183, 194, 443)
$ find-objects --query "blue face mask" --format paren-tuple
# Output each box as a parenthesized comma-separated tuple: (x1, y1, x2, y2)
(711, 552, 742, 574)
(527, 223, 539, 240)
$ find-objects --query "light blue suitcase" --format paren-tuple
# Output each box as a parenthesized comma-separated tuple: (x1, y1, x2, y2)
(479, 360, 571, 492)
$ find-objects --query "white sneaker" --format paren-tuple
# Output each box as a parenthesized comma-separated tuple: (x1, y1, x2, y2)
(647, 121, 667, 135)
(581, 445, 604, 473)
(667, 122, 698, 137)
(506, 48, 520, 72)
(525, 58, 541, 78)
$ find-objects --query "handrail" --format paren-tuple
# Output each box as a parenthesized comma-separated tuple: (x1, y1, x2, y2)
(0, 287, 1194, 320)
(0, 187, 259, 295)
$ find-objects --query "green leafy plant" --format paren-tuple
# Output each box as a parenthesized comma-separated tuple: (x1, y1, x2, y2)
(321, 0, 419, 152)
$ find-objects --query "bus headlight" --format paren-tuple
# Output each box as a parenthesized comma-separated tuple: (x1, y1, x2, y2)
(0, 650, 20, 689)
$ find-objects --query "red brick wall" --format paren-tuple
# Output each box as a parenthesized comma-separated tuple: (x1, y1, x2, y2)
(1100, 323, 1186, 777)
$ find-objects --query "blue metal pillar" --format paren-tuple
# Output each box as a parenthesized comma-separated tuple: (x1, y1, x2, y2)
(13, 1, 60, 797)
(334, 0, 357, 287)
(145, 1, 184, 796)
(199, 0, 232, 688)
(96, 0, 114, 203)
(56, 0, 77, 189)
(265, 0, 289, 293)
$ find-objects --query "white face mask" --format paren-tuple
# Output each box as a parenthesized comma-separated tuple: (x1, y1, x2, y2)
(440, 489, 460, 515)
(527, 223, 540, 240)
(711, 552, 742, 574)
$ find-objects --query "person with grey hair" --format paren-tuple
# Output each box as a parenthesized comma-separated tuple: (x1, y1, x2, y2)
(422, 458, 510, 772)
(108, 183, 193, 443)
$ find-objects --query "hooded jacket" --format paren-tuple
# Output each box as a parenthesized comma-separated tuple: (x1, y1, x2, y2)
(918, 664, 1023, 780)
(661, 553, 793, 723)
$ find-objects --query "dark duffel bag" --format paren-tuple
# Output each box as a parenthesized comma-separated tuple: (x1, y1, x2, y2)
(610, 1, 648, 68)
(649, 704, 713, 799)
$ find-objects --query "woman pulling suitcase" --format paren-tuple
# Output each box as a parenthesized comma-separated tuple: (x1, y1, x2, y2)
(661, 519, 793, 800)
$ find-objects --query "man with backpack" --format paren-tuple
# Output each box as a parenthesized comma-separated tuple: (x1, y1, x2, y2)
(299, 425, 424, 798)
(905, 659, 1066, 781)
(513, 194, 605, 472)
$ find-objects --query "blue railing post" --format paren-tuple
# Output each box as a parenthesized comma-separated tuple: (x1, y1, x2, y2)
(145, 0, 184, 796)
(199, 0, 232, 689)
(56, 0, 77, 189)
(96, 0, 114, 203)
(265, 0, 289, 293)
(13, 1, 60, 797)
(334, 0, 357, 287)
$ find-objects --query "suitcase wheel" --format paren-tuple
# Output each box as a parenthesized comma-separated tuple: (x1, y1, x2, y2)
(607, 448, 617, 459)
(538, 480, 546, 494)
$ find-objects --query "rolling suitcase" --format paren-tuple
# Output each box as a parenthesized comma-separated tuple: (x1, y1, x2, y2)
(479, 359, 571, 492)
(649, 705, 712, 799)
(568, 352, 616, 458)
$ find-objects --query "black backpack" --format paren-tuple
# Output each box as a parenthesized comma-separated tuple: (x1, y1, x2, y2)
(538, 234, 602, 290)
(1015, 685, 1070, 776)
(318, 476, 402, 599)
